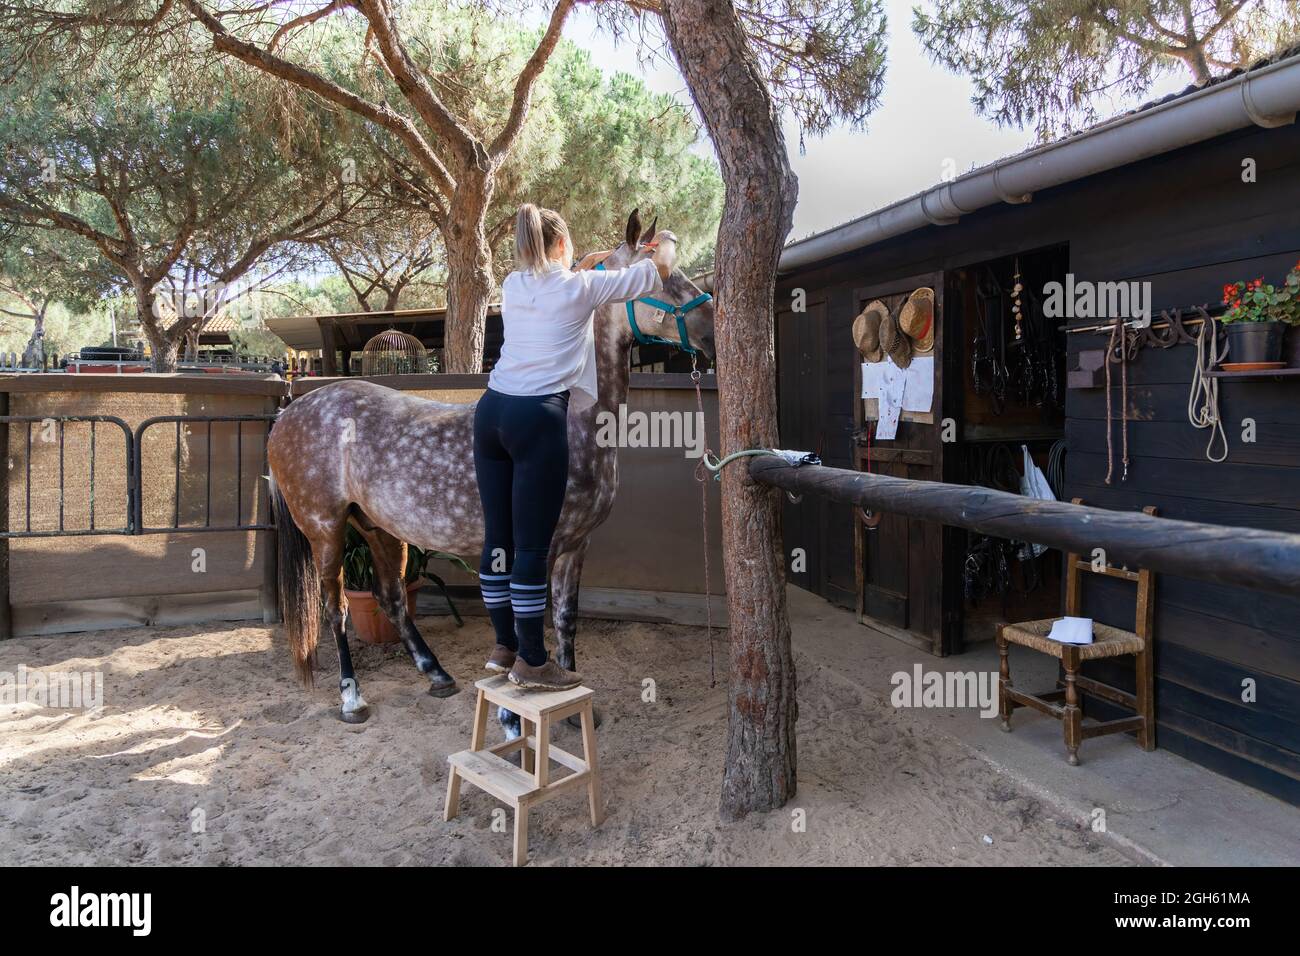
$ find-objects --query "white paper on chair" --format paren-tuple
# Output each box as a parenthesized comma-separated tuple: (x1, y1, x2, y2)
(1047, 617, 1094, 645)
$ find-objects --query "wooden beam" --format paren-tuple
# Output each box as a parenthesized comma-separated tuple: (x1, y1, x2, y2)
(319, 319, 338, 377)
(287, 371, 716, 395)
(291, 372, 489, 394)
(749, 458, 1300, 597)
(0, 374, 284, 396)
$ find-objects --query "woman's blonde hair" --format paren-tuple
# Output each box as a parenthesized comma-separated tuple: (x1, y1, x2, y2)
(515, 203, 572, 276)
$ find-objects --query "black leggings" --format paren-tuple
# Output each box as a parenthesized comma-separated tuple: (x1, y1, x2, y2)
(473, 387, 570, 666)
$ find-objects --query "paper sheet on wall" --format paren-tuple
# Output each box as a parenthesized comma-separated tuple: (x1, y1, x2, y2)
(862, 356, 935, 432)
(861, 361, 886, 400)
(902, 356, 934, 412)
(875, 361, 906, 439)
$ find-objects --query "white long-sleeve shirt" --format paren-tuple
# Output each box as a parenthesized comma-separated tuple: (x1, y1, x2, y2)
(488, 258, 662, 411)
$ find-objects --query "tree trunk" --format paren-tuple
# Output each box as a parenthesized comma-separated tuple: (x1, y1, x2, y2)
(441, 184, 493, 373)
(1186, 45, 1212, 85)
(19, 307, 45, 369)
(661, 0, 801, 821)
(136, 288, 180, 372)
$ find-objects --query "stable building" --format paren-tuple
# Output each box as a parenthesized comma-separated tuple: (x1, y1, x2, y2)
(773, 49, 1300, 803)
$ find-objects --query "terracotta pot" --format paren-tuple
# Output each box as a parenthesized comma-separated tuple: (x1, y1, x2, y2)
(345, 581, 422, 645)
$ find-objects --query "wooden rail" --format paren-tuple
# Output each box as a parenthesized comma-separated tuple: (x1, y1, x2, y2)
(748, 457, 1300, 597)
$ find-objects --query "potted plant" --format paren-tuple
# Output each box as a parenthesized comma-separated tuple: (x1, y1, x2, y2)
(1219, 261, 1300, 366)
(342, 527, 473, 644)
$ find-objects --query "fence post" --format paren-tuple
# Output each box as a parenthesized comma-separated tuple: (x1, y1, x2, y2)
(260, 394, 280, 624)
(261, 529, 280, 625)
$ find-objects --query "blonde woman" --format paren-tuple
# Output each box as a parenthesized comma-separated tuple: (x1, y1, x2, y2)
(475, 204, 678, 690)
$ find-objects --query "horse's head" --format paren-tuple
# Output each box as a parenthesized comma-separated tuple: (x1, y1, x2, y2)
(600, 208, 715, 361)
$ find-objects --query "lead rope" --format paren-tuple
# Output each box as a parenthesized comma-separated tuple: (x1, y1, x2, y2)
(1104, 320, 1116, 483)
(1188, 317, 1229, 462)
(690, 356, 717, 688)
(1121, 321, 1129, 481)
(689, 361, 809, 687)
(1104, 319, 1130, 483)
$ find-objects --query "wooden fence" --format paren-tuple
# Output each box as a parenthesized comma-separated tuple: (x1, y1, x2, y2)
(1, 373, 725, 637)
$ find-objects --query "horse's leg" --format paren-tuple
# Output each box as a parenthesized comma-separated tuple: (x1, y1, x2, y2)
(351, 515, 458, 698)
(498, 706, 522, 743)
(551, 538, 590, 672)
(317, 522, 368, 723)
(552, 538, 601, 728)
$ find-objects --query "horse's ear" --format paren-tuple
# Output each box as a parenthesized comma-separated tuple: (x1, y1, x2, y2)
(646, 216, 658, 242)
(625, 208, 642, 248)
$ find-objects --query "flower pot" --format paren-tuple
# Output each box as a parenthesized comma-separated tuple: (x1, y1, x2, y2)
(1223, 320, 1285, 366)
(345, 581, 422, 645)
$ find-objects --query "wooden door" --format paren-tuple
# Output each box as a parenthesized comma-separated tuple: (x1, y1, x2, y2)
(852, 272, 960, 656)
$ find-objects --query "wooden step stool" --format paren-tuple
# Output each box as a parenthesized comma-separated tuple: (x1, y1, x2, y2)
(443, 675, 602, 866)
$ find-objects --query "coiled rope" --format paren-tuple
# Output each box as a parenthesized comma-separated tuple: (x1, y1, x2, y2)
(1187, 318, 1228, 463)
(1045, 438, 1067, 500)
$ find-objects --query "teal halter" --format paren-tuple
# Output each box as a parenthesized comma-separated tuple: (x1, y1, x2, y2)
(594, 261, 712, 354)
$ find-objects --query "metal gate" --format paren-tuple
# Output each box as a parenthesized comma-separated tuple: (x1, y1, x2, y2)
(0, 414, 277, 538)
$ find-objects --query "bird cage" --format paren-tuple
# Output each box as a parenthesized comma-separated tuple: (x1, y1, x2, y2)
(361, 329, 430, 376)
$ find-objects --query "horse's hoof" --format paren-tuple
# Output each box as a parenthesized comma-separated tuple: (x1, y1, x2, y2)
(566, 705, 602, 730)
(427, 681, 459, 699)
(339, 706, 370, 724)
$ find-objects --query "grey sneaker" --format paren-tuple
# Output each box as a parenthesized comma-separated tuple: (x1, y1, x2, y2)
(486, 644, 517, 673)
(508, 658, 583, 691)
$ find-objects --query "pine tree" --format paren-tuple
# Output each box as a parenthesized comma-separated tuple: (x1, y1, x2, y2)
(914, 0, 1300, 137)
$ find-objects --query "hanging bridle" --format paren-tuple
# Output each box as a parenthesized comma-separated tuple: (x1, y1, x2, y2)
(594, 255, 712, 355)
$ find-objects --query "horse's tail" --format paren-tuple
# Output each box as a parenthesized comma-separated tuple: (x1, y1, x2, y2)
(270, 477, 320, 687)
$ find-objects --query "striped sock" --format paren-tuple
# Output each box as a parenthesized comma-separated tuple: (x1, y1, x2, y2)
(479, 572, 516, 650)
(511, 581, 549, 666)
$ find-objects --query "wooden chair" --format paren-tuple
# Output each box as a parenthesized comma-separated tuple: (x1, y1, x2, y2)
(996, 501, 1156, 766)
(444, 675, 602, 866)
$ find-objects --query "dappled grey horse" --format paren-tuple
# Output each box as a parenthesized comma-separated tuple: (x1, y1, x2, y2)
(268, 209, 715, 727)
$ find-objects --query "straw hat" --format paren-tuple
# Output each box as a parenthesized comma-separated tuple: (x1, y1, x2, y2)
(852, 300, 887, 362)
(899, 287, 935, 353)
(879, 307, 913, 369)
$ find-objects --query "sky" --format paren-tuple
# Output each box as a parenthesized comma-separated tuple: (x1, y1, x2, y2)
(560, 1, 1190, 241)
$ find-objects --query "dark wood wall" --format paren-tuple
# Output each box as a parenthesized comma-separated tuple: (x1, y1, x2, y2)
(774, 120, 1300, 803)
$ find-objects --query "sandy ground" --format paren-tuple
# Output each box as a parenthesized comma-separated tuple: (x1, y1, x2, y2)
(0, 613, 1138, 866)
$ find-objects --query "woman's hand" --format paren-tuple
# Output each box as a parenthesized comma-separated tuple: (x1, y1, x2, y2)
(647, 231, 678, 280)
(575, 249, 613, 271)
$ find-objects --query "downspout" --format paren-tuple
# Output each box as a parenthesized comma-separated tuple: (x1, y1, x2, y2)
(778, 55, 1300, 273)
